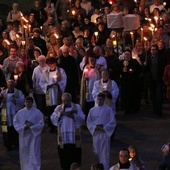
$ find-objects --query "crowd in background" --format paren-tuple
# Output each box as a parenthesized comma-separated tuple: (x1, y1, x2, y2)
(0, 0, 170, 169)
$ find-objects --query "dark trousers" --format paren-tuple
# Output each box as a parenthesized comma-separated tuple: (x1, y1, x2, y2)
(3, 126, 19, 149)
(150, 81, 163, 114)
(58, 144, 81, 170)
(34, 93, 46, 116)
(46, 105, 57, 131)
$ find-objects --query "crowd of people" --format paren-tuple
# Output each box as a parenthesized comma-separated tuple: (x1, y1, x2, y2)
(0, 0, 170, 169)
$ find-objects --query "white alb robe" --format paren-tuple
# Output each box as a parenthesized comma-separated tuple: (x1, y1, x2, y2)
(13, 107, 44, 170)
(87, 104, 116, 170)
(51, 103, 85, 144)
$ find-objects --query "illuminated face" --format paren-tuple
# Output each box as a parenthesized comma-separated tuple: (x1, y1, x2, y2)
(119, 150, 129, 164)
(48, 63, 56, 70)
(128, 148, 136, 158)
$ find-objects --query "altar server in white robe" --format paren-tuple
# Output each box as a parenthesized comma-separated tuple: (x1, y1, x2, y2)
(0, 79, 24, 150)
(92, 69, 119, 115)
(51, 93, 85, 170)
(13, 96, 44, 170)
(39, 57, 67, 132)
(87, 93, 116, 170)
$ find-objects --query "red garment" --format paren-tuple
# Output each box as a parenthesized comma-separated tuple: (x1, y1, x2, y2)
(163, 65, 170, 98)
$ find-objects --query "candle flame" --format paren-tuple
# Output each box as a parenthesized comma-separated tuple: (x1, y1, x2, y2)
(94, 32, 98, 36)
(4, 39, 10, 45)
(54, 33, 59, 39)
(144, 37, 147, 41)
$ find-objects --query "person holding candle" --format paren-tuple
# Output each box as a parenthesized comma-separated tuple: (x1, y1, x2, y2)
(120, 49, 142, 114)
(69, 0, 86, 19)
(10, 61, 32, 96)
(39, 57, 67, 132)
(109, 148, 139, 170)
(80, 53, 100, 119)
(2, 45, 22, 81)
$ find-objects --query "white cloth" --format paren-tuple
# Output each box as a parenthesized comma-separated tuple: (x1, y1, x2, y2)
(39, 67, 67, 106)
(84, 68, 100, 102)
(0, 89, 24, 126)
(13, 107, 44, 170)
(92, 79, 119, 115)
(150, 4, 165, 13)
(109, 162, 140, 170)
(81, 1, 92, 15)
(80, 56, 107, 71)
(32, 65, 49, 94)
(51, 103, 85, 144)
(87, 104, 116, 170)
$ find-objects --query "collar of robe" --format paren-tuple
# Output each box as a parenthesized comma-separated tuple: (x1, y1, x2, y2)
(119, 161, 130, 169)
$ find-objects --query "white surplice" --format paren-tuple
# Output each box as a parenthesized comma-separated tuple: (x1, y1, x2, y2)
(1, 89, 25, 126)
(39, 66, 67, 106)
(50, 103, 85, 144)
(13, 107, 44, 170)
(87, 104, 116, 170)
(109, 162, 140, 170)
(92, 79, 119, 115)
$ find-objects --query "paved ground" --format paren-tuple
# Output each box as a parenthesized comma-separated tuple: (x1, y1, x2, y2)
(0, 99, 170, 170)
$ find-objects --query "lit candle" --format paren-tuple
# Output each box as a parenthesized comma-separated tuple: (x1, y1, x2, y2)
(21, 41, 25, 46)
(4, 39, 10, 45)
(113, 40, 117, 46)
(14, 75, 18, 81)
(141, 28, 143, 43)
(163, 2, 166, 6)
(84, 68, 89, 86)
(109, 1, 112, 5)
(40, 26, 42, 30)
(154, 16, 158, 27)
(94, 32, 98, 38)
(54, 33, 59, 39)
(130, 32, 134, 49)
(72, 10, 75, 16)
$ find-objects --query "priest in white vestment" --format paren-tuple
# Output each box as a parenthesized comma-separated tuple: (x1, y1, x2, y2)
(0, 80, 24, 150)
(92, 69, 119, 115)
(51, 93, 85, 170)
(39, 57, 67, 132)
(13, 96, 44, 170)
(87, 93, 116, 170)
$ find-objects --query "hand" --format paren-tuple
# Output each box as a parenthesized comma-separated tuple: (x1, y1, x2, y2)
(95, 124, 104, 131)
(66, 112, 75, 119)
(123, 67, 128, 72)
(11, 96, 16, 104)
(24, 120, 34, 130)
